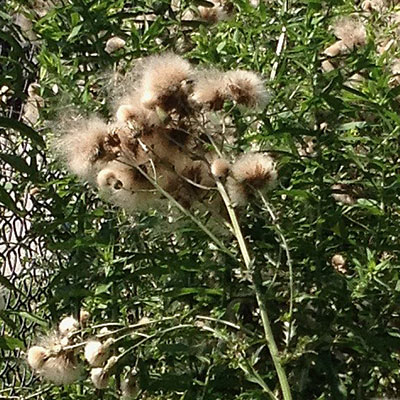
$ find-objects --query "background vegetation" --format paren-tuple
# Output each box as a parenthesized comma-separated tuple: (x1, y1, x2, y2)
(1, 0, 400, 398)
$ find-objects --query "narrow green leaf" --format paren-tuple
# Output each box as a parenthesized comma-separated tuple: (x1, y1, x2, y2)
(0, 153, 34, 176)
(0, 117, 45, 147)
(0, 335, 25, 350)
(0, 275, 22, 295)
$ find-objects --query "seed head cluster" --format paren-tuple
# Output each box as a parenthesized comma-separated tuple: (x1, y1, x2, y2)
(26, 313, 135, 392)
(55, 53, 276, 212)
(27, 316, 82, 385)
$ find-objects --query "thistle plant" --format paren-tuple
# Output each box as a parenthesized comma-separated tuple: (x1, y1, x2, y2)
(23, 52, 297, 399)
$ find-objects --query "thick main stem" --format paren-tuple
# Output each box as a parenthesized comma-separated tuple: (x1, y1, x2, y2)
(216, 180, 292, 400)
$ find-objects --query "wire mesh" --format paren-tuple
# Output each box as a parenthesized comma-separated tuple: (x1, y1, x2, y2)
(0, 14, 53, 396)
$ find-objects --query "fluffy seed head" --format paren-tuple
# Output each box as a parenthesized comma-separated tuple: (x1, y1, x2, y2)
(231, 153, 277, 189)
(96, 162, 157, 211)
(54, 117, 118, 182)
(192, 71, 228, 110)
(84, 340, 109, 367)
(91, 368, 109, 389)
(121, 374, 139, 399)
(332, 17, 366, 49)
(331, 254, 347, 274)
(224, 70, 268, 108)
(27, 346, 48, 370)
(361, 0, 386, 12)
(105, 36, 126, 54)
(59, 316, 79, 336)
(39, 353, 82, 385)
(79, 310, 90, 326)
(115, 94, 161, 129)
(139, 53, 191, 110)
(211, 158, 230, 178)
(96, 162, 150, 192)
(198, 4, 228, 23)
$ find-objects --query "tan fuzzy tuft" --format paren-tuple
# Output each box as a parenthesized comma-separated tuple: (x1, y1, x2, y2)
(59, 316, 79, 336)
(79, 310, 90, 326)
(54, 117, 118, 182)
(105, 36, 126, 54)
(121, 373, 139, 399)
(96, 161, 158, 212)
(331, 254, 347, 274)
(115, 92, 161, 129)
(84, 340, 109, 367)
(96, 162, 147, 191)
(139, 53, 192, 111)
(27, 346, 49, 370)
(361, 0, 386, 12)
(198, 4, 228, 23)
(91, 367, 109, 389)
(231, 153, 277, 190)
(332, 17, 366, 50)
(211, 158, 230, 178)
(226, 176, 248, 206)
(192, 71, 228, 110)
(224, 70, 269, 108)
(39, 354, 82, 385)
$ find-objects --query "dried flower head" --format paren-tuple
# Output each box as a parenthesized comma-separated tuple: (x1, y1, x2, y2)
(121, 372, 139, 399)
(139, 53, 192, 111)
(79, 310, 90, 326)
(84, 340, 109, 367)
(91, 367, 109, 389)
(211, 158, 230, 178)
(192, 71, 228, 110)
(115, 92, 161, 130)
(198, 2, 229, 23)
(332, 17, 366, 50)
(105, 36, 126, 54)
(55, 117, 118, 182)
(27, 346, 49, 370)
(231, 153, 277, 190)
(28, 332, 82, 384)
(224, 70, 268, 108)
(361, 0, 386, 12)
(59, 316, 79, 336)
(96, 161, 157, 211)
(39, 352, 82, 384)
(331, 254, 347, 274)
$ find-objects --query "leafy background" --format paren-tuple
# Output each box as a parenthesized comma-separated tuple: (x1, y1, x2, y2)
(1, 0, 400, 399)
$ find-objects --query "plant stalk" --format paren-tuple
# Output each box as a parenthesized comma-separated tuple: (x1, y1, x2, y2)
(215, 180, 292, 400)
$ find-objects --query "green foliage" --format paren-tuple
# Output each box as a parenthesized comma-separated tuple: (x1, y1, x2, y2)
(2, 0, 400, 399)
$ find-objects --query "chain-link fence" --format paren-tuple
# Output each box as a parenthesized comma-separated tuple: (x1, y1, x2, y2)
(0, 13, 54, 397)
